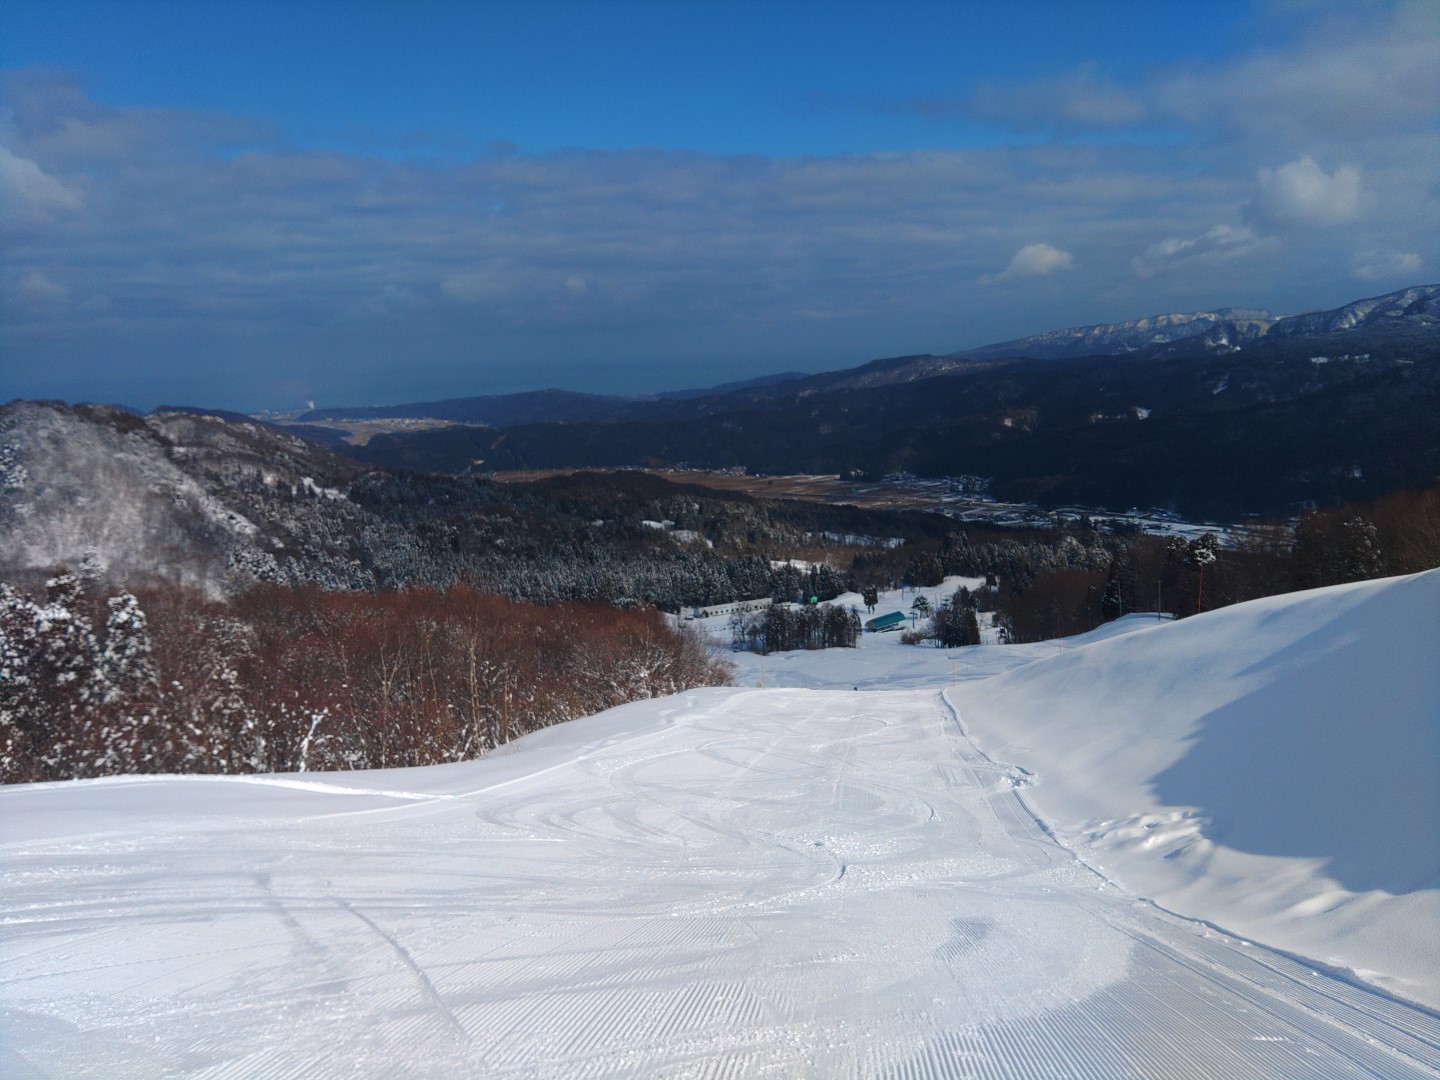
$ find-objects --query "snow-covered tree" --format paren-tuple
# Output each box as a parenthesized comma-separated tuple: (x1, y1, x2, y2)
(1187, 534, 1221, 612)
(1100, 551, 1136, 622)
(0, 584, 37, 775)
(1337, 518, 1383, 581)
(0, 575, 105, 781)
(1100, 576, 1122, 621)
(733, 603, 859, 654)
(100, 593, 158, 704)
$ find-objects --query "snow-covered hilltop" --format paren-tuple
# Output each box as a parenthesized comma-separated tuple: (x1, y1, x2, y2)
(2, 573, 1438, 1076)
(0, 401, 374, 594)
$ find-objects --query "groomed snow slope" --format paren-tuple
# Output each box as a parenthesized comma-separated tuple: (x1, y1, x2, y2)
(955, 569, 1440, 1011)
(2, 575, 1438, 1076)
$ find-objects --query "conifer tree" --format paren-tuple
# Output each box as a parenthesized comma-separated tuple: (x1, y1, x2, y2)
(1187, 534, 1220, 612)
(100, 594, 158, 704)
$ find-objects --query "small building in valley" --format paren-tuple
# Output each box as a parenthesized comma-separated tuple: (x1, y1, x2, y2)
(689, 597, 774, 620)
(865, 611, 907, 633)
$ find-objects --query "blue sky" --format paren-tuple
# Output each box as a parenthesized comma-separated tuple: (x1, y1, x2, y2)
(3, 1, 1262, 156)
(2, 0, 1436, 411)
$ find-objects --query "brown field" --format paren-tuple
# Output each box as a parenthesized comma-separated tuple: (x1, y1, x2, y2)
(285, 417, 461, 446)
(490, 468, 965, 511)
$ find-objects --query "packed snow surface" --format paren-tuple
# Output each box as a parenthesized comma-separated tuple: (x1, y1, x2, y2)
(3, 575, 1438, 1077)
(955, 569, 1440, 1011)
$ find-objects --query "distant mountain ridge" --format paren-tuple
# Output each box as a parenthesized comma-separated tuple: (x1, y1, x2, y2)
(57, 282, 1427, 520)
(953, 284, 1439, 364)
(957, 308, 1280, 361)
(687, 283, 1440, 398)
(1267, 284, 1440, 337)
(290, 285, 1438, 425)
(323, 283, 1439, 519)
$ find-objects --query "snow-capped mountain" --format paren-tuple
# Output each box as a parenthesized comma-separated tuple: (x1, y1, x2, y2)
(953, 284, 1439, 361)
(723, 284, 1439, 395)
(957, 308, 1279, 361)
(1266, 283, 1440, 337)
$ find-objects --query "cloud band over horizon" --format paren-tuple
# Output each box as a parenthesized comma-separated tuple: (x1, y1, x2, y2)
(1, 2, 1435, 412)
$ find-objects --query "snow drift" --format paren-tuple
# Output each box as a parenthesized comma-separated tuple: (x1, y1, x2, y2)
(954, 569, 1440, 1008)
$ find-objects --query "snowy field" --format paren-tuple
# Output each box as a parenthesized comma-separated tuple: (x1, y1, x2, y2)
(2, 574, 1438, 1076)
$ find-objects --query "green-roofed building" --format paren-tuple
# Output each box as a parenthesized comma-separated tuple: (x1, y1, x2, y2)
(865, 611, 907, 633)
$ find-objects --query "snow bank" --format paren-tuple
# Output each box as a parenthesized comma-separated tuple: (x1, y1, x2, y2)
(954, 569, 1440, 1008)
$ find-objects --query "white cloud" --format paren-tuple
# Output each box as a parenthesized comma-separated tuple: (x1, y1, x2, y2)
(0, 145, 81, 227)
(2, 69, 1432, 408)
(981, 243, 1075, 285)
(1351, 250, 1423, 282)
(16, 268, 69, 306)
(958, 66, 1145, 132)
(440, 270, 513, 304)
(1133, 225, 1272, 279)
(1158, 22, 1439, 145)
(938, 5, 1440, 149)
(1247, 157, 1361, 230)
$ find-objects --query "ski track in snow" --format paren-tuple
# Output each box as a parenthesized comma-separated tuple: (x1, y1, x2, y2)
(4, 684, 1437, 1077)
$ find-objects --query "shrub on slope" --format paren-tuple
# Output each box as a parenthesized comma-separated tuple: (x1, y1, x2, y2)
(1, 581, 731, 783)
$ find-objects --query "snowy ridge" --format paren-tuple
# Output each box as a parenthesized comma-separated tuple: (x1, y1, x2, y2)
(2, 576, 1439, 1075)
(952, 283, 1438, 361)
(955, 569, 1440, 1010)
(958, 307, 1279, 360)
(1269, 284, 1440, 336)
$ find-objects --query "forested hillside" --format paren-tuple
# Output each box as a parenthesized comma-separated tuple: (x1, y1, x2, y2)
(4, 399, 1437, 784)
(0, 575, 728, 783)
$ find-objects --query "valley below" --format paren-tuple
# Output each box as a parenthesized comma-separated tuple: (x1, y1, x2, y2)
(500, 468, 1229, 537)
